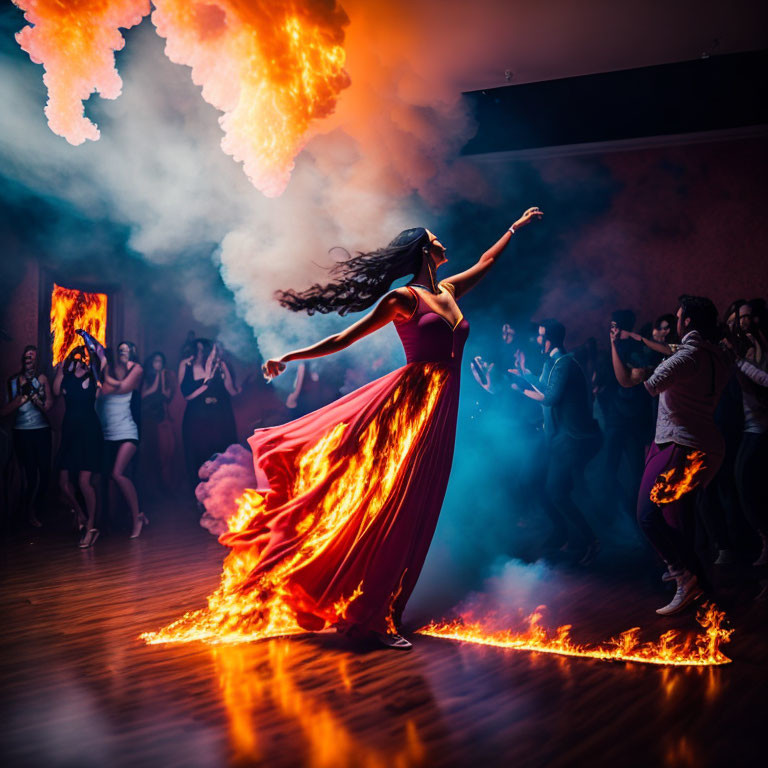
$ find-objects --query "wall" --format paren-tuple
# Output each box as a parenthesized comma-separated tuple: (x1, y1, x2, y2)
(530, 136, 767, 341)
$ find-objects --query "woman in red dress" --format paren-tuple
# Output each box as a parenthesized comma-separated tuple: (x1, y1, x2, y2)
(144, 207, 542, 650)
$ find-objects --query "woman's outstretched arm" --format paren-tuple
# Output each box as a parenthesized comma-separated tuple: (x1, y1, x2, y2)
(442, 207, 542, 299)
(102, 364, 143, 395)
(263, 289, 415, 379)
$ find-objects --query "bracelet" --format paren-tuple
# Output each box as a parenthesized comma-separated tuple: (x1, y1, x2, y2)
(508, 225, 516, 234)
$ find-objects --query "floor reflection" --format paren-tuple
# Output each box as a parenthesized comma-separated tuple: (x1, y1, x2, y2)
(659, 665, 723, 703)
(212, 640, 432, 767)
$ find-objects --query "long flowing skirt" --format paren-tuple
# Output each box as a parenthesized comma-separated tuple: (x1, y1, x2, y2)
(143, 362, 460, 645)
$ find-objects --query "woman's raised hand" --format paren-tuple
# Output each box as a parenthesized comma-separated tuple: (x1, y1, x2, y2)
(262, 358, 287, 380)
(512, 207, 543, 231)
(470, 355, 494, 393)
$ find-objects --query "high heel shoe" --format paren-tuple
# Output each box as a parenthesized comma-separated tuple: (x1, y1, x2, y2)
(130, 514, 148, 539)
(72, 508, 87, 532)
(79, 528, 99, 548)
(372, 632, 413, 650)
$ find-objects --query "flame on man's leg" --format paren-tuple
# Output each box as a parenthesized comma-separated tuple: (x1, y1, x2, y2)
(650, 451, 707, 504)
(417, 603, 732, 667)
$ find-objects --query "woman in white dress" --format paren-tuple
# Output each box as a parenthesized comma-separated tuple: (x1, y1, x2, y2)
(100, 341, 147, 538)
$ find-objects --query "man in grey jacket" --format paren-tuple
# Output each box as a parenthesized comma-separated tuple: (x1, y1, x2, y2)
(612, 295, 732, 615)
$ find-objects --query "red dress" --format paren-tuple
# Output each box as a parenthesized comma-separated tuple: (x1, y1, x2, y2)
(145, 284, 469, 644)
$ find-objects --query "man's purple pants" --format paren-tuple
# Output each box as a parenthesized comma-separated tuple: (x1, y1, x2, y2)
(637, 442, 722, 571)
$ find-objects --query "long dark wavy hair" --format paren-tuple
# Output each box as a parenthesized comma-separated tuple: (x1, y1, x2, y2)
(276, 228, 431, 315)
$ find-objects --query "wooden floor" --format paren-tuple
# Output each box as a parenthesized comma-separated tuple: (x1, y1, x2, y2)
(1, 511, 765, 768)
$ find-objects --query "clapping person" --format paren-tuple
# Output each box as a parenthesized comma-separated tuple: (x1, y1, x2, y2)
(179, 339, 239, 488)
(141, 352, 176, 497)
(1, 346, 52, 527)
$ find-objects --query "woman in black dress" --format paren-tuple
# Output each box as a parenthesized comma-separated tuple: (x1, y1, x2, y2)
(53, 345, 103, 548)
(178, 340, 239, 487)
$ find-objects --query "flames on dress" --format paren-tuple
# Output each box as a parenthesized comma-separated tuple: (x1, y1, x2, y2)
(50, 283, 108, 366)
(650, 450, 707, 504)
(12, 0, 349, 196)
(141, 364, 446, 646)
(418, 603, 732, 667)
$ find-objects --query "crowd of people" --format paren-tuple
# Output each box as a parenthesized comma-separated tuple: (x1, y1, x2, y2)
(472, 295, 768, 613)
(2, 293, 766, 616)
(1, 335, 242, 547)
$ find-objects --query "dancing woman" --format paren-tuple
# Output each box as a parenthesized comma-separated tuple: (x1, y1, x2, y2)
(145, 207, 542, 650)
(53, 345, 103, 548)
(100, 342, 146, 538)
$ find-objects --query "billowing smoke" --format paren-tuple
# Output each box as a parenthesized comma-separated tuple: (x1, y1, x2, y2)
(3, 1, 499, 373)
(151, 0, 350, 196)
(13, 0, 150, 144)
(12, 0, 350, 197)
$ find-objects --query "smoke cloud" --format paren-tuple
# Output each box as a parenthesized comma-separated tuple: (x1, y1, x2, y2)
(2, 1, 508, 375)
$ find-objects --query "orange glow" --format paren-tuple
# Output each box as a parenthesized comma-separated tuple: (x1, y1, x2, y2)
(152, 1, 350, 196)
(212, 641, 427, 766)
(417, 603, 732, 667)
(14, 1, 350, 195)
(13, 0, 151, 144)
(50, 283, 108, 366)
(141, 365, 446, 646)
(650, 451, 707, 504)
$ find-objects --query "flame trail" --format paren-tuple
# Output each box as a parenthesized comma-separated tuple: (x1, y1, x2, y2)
(13, 0, 151, 144)
(417, 603, 733, 667)
(50, 283, 108, 365)
(650, 451, 707, 504)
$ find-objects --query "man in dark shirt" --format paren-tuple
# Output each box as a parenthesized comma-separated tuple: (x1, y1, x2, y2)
(513, 319, 602, 564)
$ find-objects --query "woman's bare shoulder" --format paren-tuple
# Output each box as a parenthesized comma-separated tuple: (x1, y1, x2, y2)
(386, 287, 418, 322)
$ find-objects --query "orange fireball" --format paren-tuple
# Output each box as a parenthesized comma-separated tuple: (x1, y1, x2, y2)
(14, 0, 350, 196)
(13, 0, 151, 144)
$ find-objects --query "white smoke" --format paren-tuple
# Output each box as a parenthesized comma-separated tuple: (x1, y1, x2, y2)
(0, 3, 492, 370)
